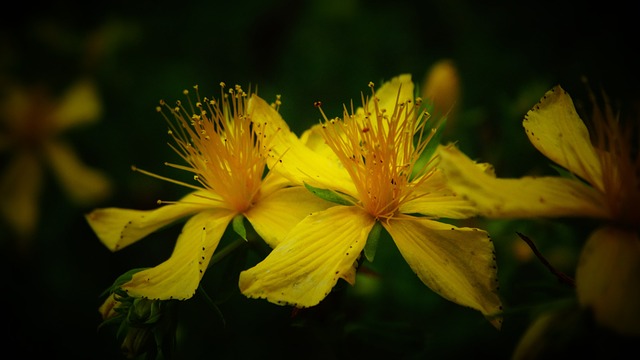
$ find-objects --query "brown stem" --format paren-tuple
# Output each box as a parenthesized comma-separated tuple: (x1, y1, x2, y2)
(516, 232, 576, 287)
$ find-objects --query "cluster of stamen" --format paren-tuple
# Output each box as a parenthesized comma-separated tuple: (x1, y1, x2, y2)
(319, 82, 439, 221)
(588, 89, 640, 227)
(146, 83, 269, 212)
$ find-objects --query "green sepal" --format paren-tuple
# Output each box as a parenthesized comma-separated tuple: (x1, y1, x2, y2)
(232, 214, 247, 240)
(100, 268, 147, 297)
(304, 182, 354, 206)
(364, 221, 383, 262)
(550, 164, 581, 182)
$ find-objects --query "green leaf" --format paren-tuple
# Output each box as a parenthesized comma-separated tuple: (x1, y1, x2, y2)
(364, 221, 383, 262)
(232, 214, 247, 240)
(304, 182, 354, 206)
(550, 164, 581, 181)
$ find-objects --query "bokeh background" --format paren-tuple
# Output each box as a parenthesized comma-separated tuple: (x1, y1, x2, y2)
(2, 0, 638, 359)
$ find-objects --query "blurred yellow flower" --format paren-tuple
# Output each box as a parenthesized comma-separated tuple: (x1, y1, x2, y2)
(438, 85, 640, 336)
(86, 84, 332, 301)
(0, 79, 112, 240)
(239, 75, 503, 328)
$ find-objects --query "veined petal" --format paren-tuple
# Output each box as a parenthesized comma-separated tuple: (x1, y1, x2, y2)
(44, 140, 112, 204)
(383, 215, 503, 328)
(401, 167, 479, 219)
(523, 86, 603, 190)
(122, 209, 236, 300)
(52, 79, 102, 131)
(258, 167, 294, 197)
(239, 206, 375, 307)
(249, 95, 355, 195)
(0, 152, 42, 238)
(273, 127, 356, 196)
(86, 191, 219, 251)
(245, 186, 334, 248)
(438, 145, 610, 219)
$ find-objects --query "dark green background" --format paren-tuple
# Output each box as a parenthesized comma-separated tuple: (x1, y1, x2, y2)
(2, 0, 638, 359)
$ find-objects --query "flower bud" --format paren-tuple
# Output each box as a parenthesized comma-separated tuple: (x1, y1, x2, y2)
(575, 226, 640, 336)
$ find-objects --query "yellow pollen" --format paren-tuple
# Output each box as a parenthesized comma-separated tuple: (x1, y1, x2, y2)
(147, 83, 272, 212)
(320, 83, 440, 221)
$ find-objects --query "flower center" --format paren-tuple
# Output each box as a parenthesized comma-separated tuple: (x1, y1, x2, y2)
(153, 83, 269, 213)
(588, 90, 640, 228)
(319, 82, 437, 221)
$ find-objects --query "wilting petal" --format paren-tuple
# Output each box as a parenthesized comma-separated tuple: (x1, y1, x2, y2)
(523, 85, 603, 190)
(0, 152, 42, 238)
(52, 79, 102, 131)
(575, 226, 640, 336)
(246, 186, 333, 248)
(122, 209, 236, 300)
(45, 140, 112, 204)
(384, 214, 503, 329)
(239, 206, 375, 307)
(401, 168, 479, 219)
(85, 191, 218, 251)
(438, 145, 609, 219)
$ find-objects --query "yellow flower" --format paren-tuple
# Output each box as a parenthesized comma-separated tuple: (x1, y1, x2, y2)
(438, 85, 640, 336)
(86, 84, 332, 301)
(0, 79, 111, 239)
(239, 75, 503, 328)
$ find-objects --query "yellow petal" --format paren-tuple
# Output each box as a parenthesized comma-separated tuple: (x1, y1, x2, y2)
(369, 74, 414, 118)
(275, 139, 355, 195)
(0, 152, 42, 238)
(400, 167, 479, 219)
(52, 79, 102, 131)
(45, 140, 112, 205)
(523, 85, 603, 190)
(299, 123, 342, 162)
(85, 191, 217, 251)
(245, 186, 333, 248)
(575, 226, 640, 336)
(438, 145, 609, 219)
(122, 209, 236, 300)
(239, 206, 375, 307)
(251, 96, 355, 195)
(247, 93, 291, 136)
(383, 215, 503, 329)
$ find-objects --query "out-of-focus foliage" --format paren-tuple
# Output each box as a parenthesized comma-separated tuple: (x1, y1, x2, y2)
(2, 0, 637, 359)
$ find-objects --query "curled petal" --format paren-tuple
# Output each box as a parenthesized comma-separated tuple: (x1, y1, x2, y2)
(86, 191, 217, 251)
(122, 209, 235, 300)
(239, 206, 375, 307)
(523, 85, 603, 190)
(384, 215, 503, 329)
